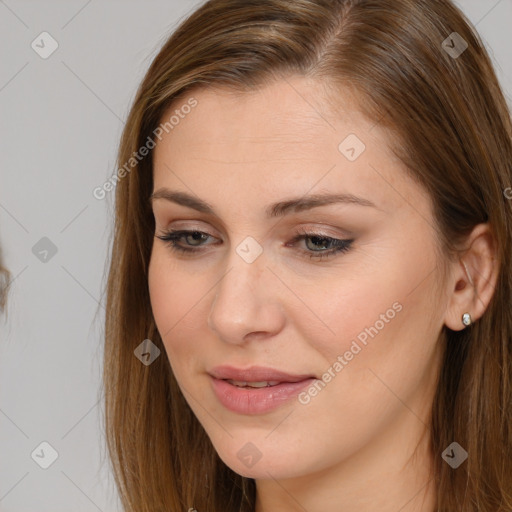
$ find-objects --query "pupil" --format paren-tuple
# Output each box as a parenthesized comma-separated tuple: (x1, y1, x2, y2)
(309, 236, 329, 250)
(188, 232, 205, 245)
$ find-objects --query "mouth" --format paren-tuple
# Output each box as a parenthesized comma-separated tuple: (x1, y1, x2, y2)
(208, 365, 317, 414)
(225, 380, 282, 388)
(208, 364, 315, 383)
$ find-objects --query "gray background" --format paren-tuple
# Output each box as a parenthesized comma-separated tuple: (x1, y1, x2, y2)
(0, 1, 510, 510)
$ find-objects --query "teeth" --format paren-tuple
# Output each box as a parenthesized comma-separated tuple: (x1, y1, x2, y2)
(227, 380, 281, 388)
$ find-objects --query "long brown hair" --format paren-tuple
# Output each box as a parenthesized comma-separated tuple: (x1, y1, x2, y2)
(102, 0, 512, 510)
(0, 247, 9, 315)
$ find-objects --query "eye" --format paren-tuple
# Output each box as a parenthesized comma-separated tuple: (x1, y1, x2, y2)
(155, 228, 354, 260)
(287, 228, 353, 260)
(155, 229, 214, 254)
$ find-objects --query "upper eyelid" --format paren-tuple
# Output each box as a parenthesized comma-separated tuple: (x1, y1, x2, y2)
(155, 218, 354, 237)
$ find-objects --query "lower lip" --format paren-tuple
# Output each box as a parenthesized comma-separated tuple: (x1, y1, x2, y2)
(209, 376, 316, 414)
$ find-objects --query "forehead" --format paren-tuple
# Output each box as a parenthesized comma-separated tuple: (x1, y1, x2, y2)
(157, 77, 369, 150)
(152, 76, 426, 217)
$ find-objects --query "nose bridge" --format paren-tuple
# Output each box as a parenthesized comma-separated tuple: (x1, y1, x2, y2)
(211, 239, 265, 317)
(208, 237, 283, 342)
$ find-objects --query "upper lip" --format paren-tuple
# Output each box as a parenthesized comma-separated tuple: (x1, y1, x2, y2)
(208, 365, 315, 383)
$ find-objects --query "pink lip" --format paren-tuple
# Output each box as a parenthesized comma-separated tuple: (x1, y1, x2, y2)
(208, 365, 314, 383)
(208, 365, 316, 415)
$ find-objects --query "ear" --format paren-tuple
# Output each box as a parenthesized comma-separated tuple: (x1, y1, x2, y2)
(443, 223, 500, 331)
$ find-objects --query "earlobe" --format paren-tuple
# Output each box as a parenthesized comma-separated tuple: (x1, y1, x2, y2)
(443, 223, 499, 331)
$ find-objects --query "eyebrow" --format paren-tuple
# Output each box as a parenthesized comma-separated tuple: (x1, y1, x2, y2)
(149, 188, 379, 218)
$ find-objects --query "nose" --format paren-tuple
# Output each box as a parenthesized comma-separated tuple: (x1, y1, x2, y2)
(207, 245, 286, 345)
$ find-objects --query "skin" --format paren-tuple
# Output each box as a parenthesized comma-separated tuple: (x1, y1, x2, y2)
(148, 75, 498, 512)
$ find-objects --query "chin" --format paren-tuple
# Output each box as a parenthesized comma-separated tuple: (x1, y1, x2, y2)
(223, 457, 297, 480)
(212, 440, 311, 480)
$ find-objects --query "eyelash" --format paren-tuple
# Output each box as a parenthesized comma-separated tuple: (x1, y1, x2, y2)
(155, 228, 354, 261)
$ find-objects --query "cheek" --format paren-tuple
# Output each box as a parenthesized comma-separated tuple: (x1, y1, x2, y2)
(148, 253, 176, 333)
(292, 249, 394, 357)
(148, 250, 213, 363)
(303, 280, 394, 374)
(148, 250, 200, 329)
(307, 241, 439, 371)
(148, 253, 187, 352)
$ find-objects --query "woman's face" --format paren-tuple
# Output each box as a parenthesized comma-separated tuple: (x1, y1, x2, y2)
(148, 76, 448, 480)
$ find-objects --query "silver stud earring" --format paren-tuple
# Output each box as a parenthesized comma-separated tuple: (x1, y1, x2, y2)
(462, 312, 472, 327)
